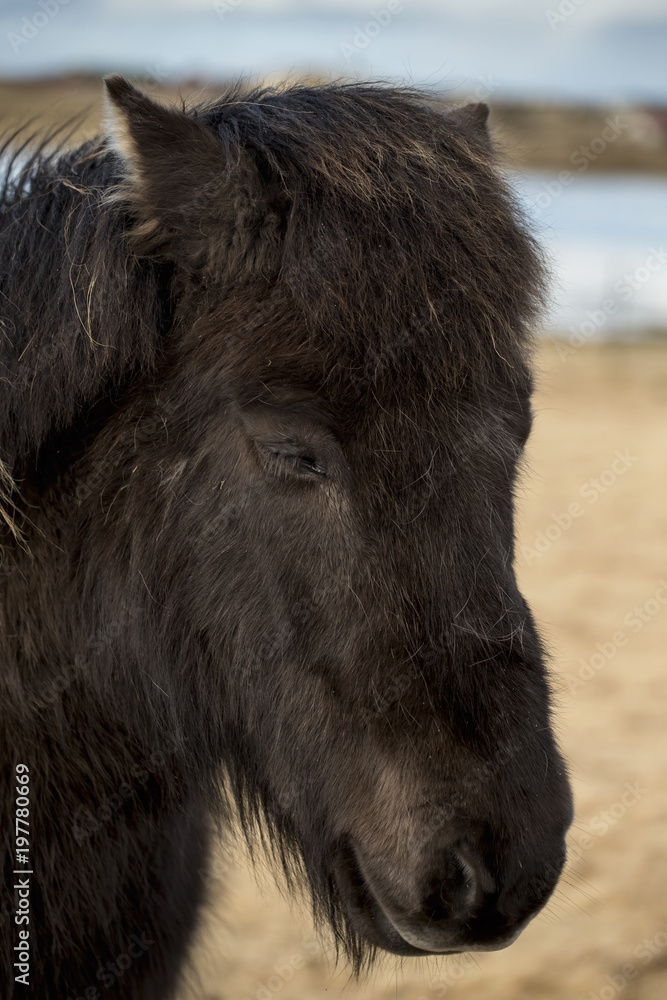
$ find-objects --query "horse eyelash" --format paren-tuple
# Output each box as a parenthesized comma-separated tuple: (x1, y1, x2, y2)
(262, 443, 328, 478)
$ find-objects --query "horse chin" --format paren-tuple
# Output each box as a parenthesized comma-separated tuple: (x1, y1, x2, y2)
(331, 841, 526, 958)
(330, 841, 459, 957)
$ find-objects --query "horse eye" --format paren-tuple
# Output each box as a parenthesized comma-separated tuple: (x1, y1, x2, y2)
(296, 455, 327, 477)
(262, 442, 328, 478)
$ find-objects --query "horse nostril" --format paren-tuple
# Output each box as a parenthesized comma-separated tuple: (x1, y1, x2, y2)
(423, 843, 492, 924)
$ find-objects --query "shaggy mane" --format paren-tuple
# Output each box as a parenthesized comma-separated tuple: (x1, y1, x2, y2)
(0, 79, 565, 993)
(1, 82, 545, 543)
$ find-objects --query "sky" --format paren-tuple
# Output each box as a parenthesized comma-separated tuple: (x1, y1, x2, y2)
(1, 0, 666, 105)
(102, 0, 667, 16)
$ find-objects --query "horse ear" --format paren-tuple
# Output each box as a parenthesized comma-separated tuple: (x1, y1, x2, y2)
(450, 102, 490, 141)
(104, 76, 233, 261)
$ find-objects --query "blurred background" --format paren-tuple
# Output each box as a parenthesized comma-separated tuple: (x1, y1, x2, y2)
(2, 1, 666, 997)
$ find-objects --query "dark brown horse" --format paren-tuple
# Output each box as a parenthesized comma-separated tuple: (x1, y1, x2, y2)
(0, 77, 572, 998)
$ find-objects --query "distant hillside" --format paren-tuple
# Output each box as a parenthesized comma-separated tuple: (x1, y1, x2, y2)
(1, 75, 666, 174)
(490, 101, 667, 175)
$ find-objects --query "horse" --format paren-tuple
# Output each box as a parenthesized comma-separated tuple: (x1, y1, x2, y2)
(0, 76, 572, 999)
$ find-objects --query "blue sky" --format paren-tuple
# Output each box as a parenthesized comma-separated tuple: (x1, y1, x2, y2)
(1, 0, 666, 104)
(100, 0, 667, 15)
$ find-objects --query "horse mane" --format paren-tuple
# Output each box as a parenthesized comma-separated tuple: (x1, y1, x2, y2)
(0, 80, 546, 540)
(0, 121, 167, 537)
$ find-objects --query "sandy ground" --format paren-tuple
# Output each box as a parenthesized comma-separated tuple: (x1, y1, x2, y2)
(179, 342, 667, 1000)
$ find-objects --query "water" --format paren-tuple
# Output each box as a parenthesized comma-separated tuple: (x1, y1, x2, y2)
(510, 172, 667, 336)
